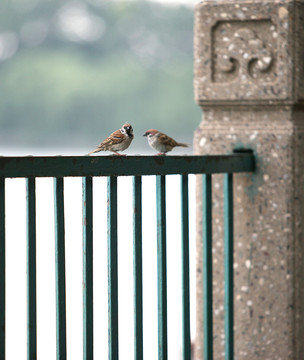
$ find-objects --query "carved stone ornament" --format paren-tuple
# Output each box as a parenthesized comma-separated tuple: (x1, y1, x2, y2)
(215, 27, 274, 83)
(194, 2, 302, 106)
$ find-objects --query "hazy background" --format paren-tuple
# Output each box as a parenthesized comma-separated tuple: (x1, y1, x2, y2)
(0, 0, 200, 154)
(2, 1, 199, 359)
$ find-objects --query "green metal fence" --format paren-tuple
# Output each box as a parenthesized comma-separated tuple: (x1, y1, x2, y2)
(0, 154, 254, 360)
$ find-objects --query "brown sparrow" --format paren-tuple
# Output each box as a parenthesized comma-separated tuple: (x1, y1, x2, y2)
(87, 123, 134, 155)
(143, 129, 188, 155)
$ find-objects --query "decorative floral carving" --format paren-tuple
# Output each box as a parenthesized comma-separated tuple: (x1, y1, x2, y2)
(218, 28, 272, 77)
(212, 24, 276, 83)
(195, 4, 289, 103)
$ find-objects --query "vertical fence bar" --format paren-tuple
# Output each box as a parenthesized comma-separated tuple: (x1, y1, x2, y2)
(26, 177, 37, 360)
(133, 176, 143, 360)
(202, 174, 213, 360)
(82, 177, 93, 360)
(54, 177, 67, 360)
(0, 178, 5, 360)
(156, 175, 167, 360)
(107, 176, 118, 360)
(224, 174, 234, 360)
(181, 175, 191, 360)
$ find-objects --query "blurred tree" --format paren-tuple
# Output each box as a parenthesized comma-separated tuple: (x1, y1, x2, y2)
(0, 0, 200, 150)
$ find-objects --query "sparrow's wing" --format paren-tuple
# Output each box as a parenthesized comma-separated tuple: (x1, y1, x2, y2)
(100, 129, 125, 147)
(87, 129, 124, 154)
(157, 133, 178, 147)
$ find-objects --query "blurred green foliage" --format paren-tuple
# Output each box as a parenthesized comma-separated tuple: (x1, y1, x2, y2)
(0, 0, 201, 149)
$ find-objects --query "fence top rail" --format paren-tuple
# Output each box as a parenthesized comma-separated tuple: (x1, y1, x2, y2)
(0, 154, 254, 178)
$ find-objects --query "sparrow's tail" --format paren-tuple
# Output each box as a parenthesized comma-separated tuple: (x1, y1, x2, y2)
(85, 149, 96, 156)
(176, 142, 188, 148)
(86, 147, 103, 156)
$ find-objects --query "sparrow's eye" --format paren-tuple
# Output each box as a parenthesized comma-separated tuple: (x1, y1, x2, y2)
(124, 125, 133, 136)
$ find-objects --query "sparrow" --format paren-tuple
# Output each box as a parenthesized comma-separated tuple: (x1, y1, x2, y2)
(143, 129, 188, 155)
(87, 123, 134, 156)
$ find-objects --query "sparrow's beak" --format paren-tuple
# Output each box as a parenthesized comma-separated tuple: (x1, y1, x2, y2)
(143, 132, 147, 137)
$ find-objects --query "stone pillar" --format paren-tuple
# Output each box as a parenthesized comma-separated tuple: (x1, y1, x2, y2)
(194, 1, 304, 360)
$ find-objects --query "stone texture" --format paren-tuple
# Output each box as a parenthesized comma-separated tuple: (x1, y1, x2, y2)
(195, 110, 304, 360)
(194, 1, 304, 106)
(194, 1, 304, 360)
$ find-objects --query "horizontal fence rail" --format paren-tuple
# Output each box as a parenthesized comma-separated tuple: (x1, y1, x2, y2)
(0, 154, 254, 178)
(0, 154, 254, 360)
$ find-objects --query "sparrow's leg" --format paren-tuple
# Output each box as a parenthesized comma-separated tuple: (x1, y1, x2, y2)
(157, 152, 166, 156)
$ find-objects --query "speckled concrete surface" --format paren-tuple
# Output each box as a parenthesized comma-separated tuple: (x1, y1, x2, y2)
(195, 110, 304, 360)
(194, 2, 304, 360)
(194, 1, 304, 106)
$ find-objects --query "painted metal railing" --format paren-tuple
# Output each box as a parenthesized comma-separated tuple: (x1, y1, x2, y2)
(0, 154, 254, 360)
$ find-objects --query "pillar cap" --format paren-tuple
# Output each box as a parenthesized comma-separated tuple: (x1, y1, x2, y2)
(194, 1, 304, 107)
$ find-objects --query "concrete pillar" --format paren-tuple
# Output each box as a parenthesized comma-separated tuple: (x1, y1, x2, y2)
(194, 1, 304, 359)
